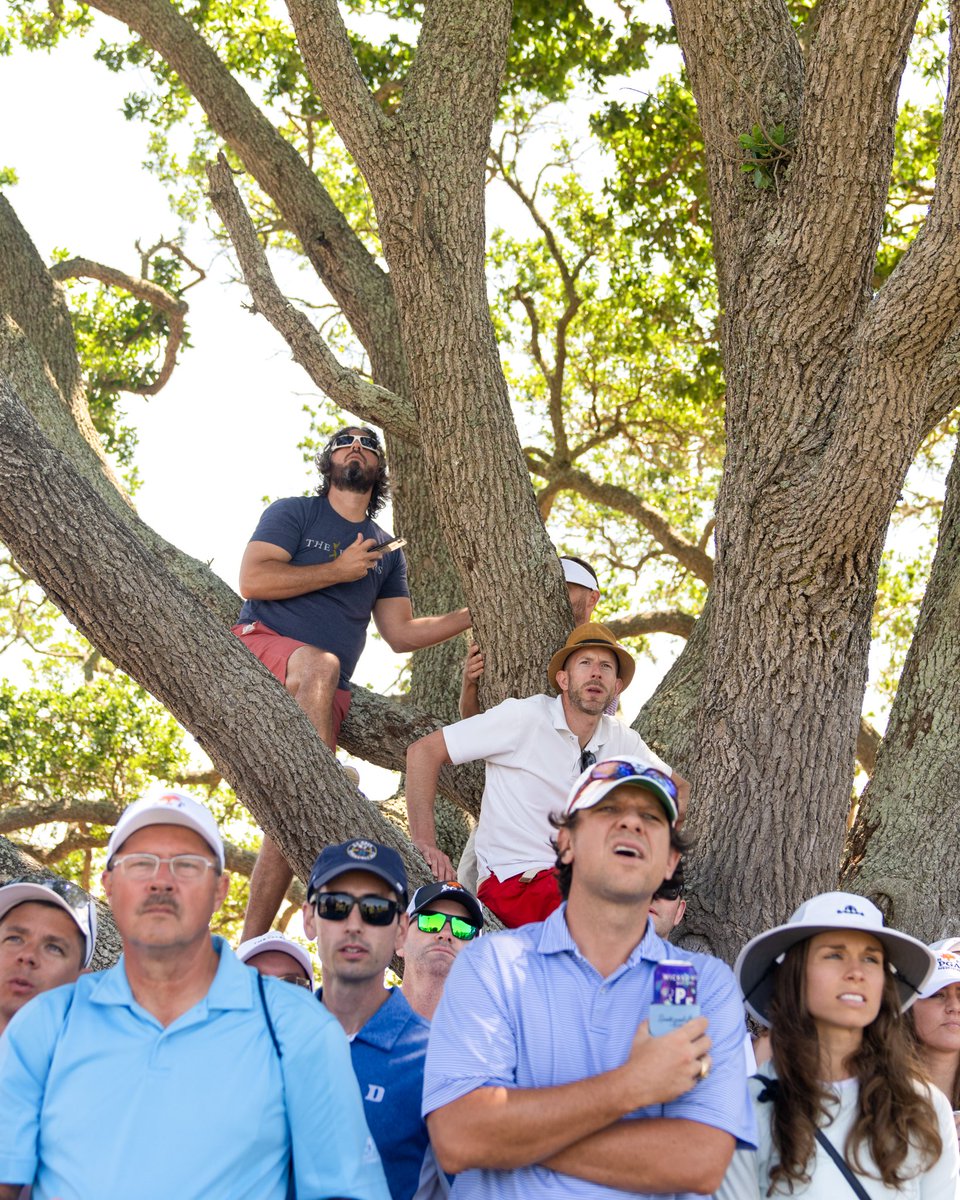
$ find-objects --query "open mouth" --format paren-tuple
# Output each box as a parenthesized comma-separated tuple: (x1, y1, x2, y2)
(613, 844, 642, 858)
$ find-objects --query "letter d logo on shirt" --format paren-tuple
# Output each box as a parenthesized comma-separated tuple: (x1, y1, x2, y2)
(365, 1083, 385, 1103)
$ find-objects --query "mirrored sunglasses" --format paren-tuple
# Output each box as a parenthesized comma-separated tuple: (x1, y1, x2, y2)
(314, 892, 399, 926)
(416, 911, 480, 940)
(3, 873, 91, 910)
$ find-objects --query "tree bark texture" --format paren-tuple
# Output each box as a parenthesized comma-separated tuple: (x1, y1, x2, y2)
(286, 0, 572, 708)
(0, 372, 482, 892)
(842, 440, 960, 940)
(666, 0, 960, 958)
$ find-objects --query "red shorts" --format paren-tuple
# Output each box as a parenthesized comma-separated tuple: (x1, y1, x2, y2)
(477, 868, 563, 928)
(232, 621, 352, 743)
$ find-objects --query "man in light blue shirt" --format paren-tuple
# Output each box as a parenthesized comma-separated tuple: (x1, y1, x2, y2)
(424, 758, 756, 1199)
(0, 789, 389, 1200)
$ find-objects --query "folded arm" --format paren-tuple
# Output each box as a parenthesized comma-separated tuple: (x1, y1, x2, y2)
(428, 1016, 710, 1175)
(544, 1118, 735, 1194)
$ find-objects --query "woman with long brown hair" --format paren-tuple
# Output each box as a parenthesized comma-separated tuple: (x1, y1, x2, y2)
(717, 893, 959, 1198)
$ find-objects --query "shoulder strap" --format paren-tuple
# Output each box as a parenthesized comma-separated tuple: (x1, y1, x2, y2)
(813, 1128, 872, 1200)
(256, 970, 283, 1060)
(754, 1074, 871, 1200)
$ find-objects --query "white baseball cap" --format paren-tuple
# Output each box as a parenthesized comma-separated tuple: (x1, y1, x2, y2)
(919, 940, 960, 1000)
(106, 789, 224, 869)
(736, 891, 935, 1026)
(0, 876, 98, 969)
(236, 933, 315, 991)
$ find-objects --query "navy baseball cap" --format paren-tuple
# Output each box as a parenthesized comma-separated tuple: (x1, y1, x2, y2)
(307, 839, 408, 905)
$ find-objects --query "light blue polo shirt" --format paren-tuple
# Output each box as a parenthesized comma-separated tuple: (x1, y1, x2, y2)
(423, 906, 756, 1200)
(342, 987, 448, 1200)
(0, 938, 390, 1200)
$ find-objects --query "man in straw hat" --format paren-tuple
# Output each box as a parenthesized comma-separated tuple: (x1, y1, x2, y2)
(406, 623, 688, 928)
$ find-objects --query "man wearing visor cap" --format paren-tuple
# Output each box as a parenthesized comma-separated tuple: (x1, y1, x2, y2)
(233, 420, 471, 940)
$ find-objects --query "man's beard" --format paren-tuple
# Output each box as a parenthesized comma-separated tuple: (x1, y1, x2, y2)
(566, 680, 615, 716)
(330, 458, 378, 495)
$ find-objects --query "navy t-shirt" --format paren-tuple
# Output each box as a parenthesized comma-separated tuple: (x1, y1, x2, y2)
(237, 495, 409, 687)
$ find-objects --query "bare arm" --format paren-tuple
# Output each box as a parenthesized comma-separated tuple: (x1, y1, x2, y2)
(428, 1016, 711, 1174)
(405, 729, 457, 878)
(671, 768, 691, 823)
(458, 643, 484, 718)
(372, 596, 471, 653)
(239, 535, 382, 599)
(544, 1119, 735, 1195)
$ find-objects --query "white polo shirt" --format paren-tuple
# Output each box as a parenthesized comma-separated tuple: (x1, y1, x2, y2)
(442, 694, 669, 883)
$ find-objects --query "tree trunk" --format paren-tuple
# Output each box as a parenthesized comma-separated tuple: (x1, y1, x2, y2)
(842, 439, 960, 940)
(0, 372, 483, 892)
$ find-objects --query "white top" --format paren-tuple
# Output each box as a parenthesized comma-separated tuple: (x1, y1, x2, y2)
(442, 694, 669, 881)
(716, 1069, 960, 1200)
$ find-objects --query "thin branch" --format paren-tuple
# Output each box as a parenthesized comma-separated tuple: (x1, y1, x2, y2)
(526, 457, 715, 584)
(606, 610, 698, 639)
(284, 0, 393, 182)
(205, 154, 418, 442)
(49, 255, 188, 396)
(857, 715, 881, 777)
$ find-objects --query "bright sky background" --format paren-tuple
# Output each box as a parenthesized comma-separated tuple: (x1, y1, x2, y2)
(0, 2, 939, 810)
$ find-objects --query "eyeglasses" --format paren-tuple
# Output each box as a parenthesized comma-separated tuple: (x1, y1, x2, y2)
(415, 912, 480, 940)
(314, 892, 400, 926)
(329, 432, 380, 454)
(109, 854, 218, 882)
(276, 973, 313, 989)
(579, 749, 597, 773)
(653, 879, 684, 902)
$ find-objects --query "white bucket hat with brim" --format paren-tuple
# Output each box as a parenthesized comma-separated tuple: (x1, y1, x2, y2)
(919, 940, 960, 1000)
(736, 891, 935, 1027)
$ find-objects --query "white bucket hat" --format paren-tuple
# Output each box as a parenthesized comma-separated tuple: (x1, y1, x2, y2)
(919, 940, 960, 1000)
(736, 891, 934, 1026)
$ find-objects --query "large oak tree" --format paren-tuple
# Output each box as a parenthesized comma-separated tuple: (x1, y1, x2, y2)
(1, 0, 959, 961)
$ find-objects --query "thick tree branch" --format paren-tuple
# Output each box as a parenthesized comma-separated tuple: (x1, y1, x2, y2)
(668, 0, 803, 285)
(785, 0, 921, 322)
(205, 154, 418, 441)
(606, 610, 698, 640)
(526, 457, 714, 583)
(401, 0, 513, 165)
(284, 0, 393, 181)
(49, 255, 187, 396)
(88, 0, 396, 355)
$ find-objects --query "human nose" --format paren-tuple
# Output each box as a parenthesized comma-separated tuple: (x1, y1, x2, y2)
(149, 861, 176, 889)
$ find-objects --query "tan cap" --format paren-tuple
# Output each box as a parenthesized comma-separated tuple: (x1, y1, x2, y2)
(548, 623, 635, 691)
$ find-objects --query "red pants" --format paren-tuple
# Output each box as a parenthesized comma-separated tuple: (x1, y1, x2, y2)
(478, 868, 563, 928)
